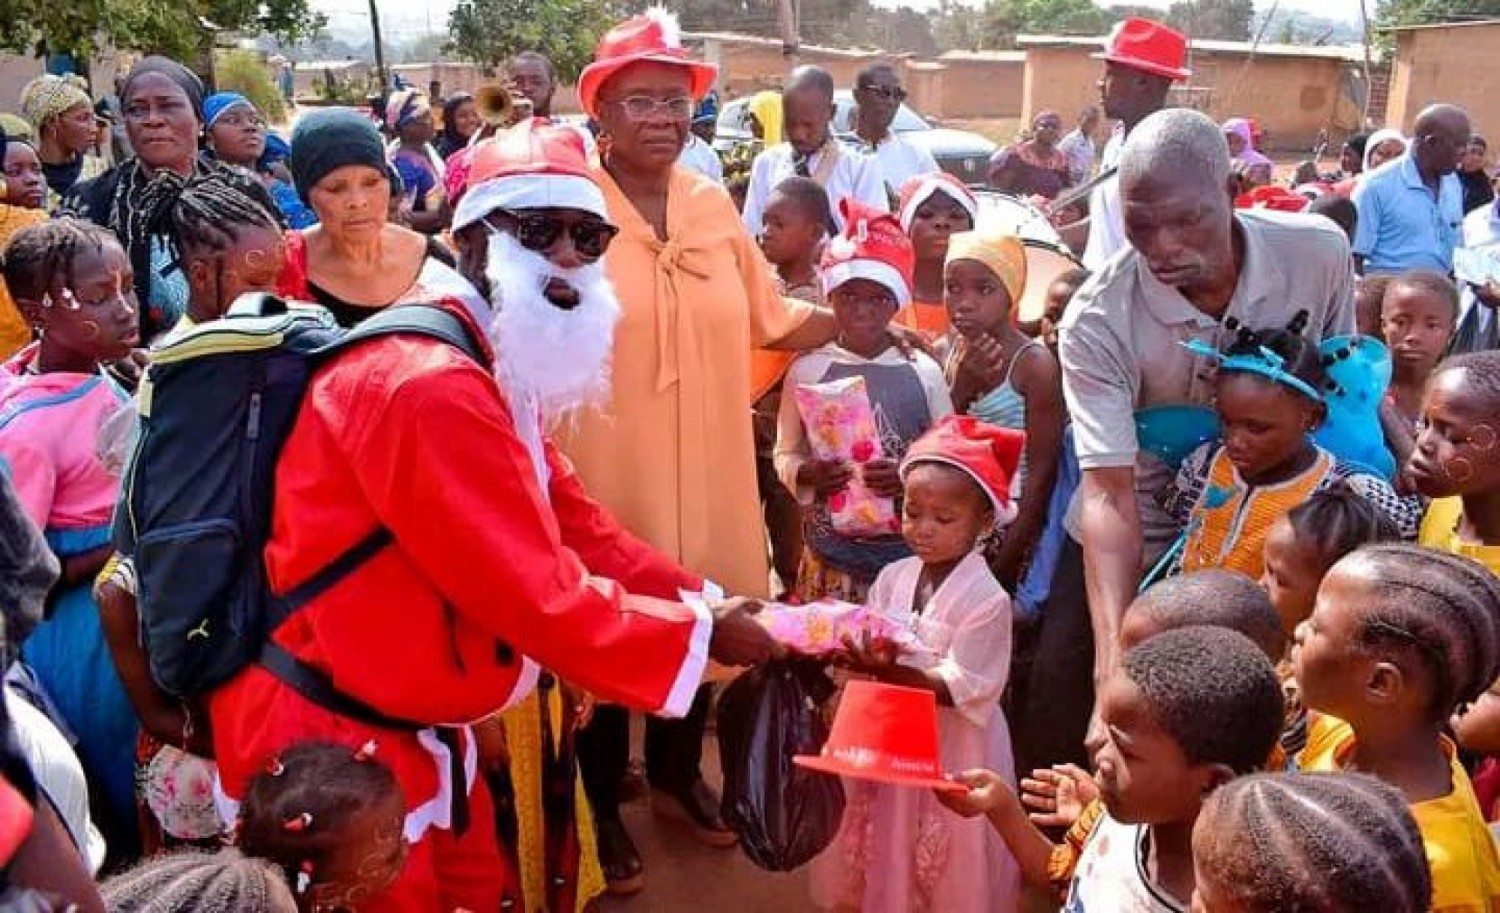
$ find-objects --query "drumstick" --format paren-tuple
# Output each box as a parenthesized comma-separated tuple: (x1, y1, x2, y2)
(1045, 166, 1118, 216)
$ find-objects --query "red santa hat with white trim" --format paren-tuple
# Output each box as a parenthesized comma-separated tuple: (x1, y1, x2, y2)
(452, 121, 608, 232)
(896, 172, 978, 234)
(820, 198, 915, 306)
(901, 415, 1026, 527)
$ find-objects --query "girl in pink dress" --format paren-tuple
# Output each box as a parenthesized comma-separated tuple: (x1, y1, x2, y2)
(811, 415, 1022, 913)
(0, 219, 141, 856)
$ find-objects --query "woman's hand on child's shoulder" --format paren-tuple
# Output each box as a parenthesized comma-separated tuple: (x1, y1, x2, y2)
(935, 768, 1012, 817)
(1019, 763, 1096, 830)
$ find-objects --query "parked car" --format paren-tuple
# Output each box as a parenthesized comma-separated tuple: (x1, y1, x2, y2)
(714, 90, 996, 187)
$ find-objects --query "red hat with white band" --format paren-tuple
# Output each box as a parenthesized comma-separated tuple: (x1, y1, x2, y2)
(896, 172, 978, 235)
(820, 198, 915, 306)
(451, 122, 608, 232)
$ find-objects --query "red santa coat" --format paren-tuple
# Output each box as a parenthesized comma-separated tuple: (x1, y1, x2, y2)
(209, 300, 711, 843)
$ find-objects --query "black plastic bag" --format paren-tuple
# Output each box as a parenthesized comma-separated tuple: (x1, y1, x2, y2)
(717, 658, 844, 872)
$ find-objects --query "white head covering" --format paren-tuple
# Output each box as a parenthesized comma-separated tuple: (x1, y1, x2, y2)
(1363, 128, 1407, 173)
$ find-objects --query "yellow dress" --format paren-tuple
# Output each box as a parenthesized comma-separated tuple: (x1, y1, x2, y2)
(1301, 716, 1500, 913)
(556, 165, 815, 598)
(1420, 496, 1500, 576)
(0, 206, 47, 359)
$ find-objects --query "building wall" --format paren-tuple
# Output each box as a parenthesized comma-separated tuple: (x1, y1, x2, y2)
(1022, 43, 1356, 151)
(935, 56, 1024, 118)
(1388, 23, 1500, 135)
(1022, 46, 1102, 130)
(0, 50, 125, 117)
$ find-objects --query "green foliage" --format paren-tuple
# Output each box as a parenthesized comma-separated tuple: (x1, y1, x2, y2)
(977, 0, 1110, 47)
(0, 0, 324, 62)
(1166, 0, 1254, 41)
(1375, 0, 1500, 27)
(448, 0, 621, 82)
(215, 49, 286, 120)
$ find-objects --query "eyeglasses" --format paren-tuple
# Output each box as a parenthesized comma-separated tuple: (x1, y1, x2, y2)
(609, 95, 695, 121)
(489, 210, 620, 259)
(857, 85, 907, 102)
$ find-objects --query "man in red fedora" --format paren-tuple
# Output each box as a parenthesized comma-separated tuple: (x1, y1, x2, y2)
(1064, 17, 1190, 272)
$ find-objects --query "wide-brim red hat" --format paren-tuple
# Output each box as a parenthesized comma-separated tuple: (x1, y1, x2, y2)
(578, 9, 719, 119)
(795, 680, 966, 791)
(1093, 17, 1191, 82)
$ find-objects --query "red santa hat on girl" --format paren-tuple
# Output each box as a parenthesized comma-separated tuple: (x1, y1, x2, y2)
(901, 415, 1025, 527)
(820, 198, 915, 306)
(896, 172, 978, 234)
(451, 121, 608, 232)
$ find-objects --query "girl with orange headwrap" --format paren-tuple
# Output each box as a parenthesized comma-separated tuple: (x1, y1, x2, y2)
(943, 229, 1066, 596)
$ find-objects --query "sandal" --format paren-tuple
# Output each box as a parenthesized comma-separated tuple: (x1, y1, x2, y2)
(596, 818, 645, 895)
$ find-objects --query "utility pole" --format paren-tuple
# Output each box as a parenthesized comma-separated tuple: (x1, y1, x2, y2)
(368, 0, 388, 91)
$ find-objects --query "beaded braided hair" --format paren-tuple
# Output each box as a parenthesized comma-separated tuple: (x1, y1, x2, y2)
(1192, 771, 1431, 913)
(0, 217, 120, 305)
(238, 740, 406, 909)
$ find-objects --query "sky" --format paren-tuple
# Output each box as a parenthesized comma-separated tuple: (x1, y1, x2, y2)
(313, 0, 1372, 44)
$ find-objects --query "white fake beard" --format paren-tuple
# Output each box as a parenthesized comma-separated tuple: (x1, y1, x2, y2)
(484, 229, 621, 423)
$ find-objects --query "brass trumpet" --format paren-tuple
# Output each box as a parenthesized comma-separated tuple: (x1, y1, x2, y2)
(475, 84, 531, 128)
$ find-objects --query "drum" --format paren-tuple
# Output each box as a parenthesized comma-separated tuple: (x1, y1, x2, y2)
(1016, 239, 1084, 330)
(972, 191, 1060, 245)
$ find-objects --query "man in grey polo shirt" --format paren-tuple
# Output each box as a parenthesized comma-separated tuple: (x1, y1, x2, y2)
(1035, 109, 1354, 765)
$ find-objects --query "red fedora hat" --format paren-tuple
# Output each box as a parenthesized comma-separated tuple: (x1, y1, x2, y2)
(795, 680, 965, 792)
(1093, 17, 1191, 82)
(577, 8, 719, 119)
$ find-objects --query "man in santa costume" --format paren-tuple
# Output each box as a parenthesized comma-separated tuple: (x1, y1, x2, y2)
(208, 122, 781, 912)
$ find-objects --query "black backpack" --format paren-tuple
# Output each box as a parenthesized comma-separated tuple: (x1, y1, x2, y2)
(115, 296, 487, 725)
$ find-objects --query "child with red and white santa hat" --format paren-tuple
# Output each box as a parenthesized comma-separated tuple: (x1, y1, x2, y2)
(774, 199, 954, 605)
(812, 414, 1025, 913)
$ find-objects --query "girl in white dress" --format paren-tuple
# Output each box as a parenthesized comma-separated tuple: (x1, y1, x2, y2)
(810, 415, 1023, 913)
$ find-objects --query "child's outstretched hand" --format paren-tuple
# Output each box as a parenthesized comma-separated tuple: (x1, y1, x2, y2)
(1019, 764, 1096, 829)
(935, 768, 1012, 817)
(834, 631, 899, 674)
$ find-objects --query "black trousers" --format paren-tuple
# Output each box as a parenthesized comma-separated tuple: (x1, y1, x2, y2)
(1013, 536, 1097, 777)
(576, 682, 715, 821)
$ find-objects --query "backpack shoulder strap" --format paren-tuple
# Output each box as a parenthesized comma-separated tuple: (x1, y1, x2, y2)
(324, 305, 490, 370)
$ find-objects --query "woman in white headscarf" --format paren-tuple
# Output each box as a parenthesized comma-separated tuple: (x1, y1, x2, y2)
(1363, 128, 1407, 174)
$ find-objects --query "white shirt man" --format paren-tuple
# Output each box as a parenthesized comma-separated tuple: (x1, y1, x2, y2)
(863, 132, 939, 197)
(742, 142, 887, 235)
(1083, 124, 1127, 271)
(678, 134, 723, 183)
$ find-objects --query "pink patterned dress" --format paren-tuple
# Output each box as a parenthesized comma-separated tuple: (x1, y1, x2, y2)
(809, 551, 1020, 913)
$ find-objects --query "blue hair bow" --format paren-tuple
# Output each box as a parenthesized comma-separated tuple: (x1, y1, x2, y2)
(1181, 338, 1323, 403)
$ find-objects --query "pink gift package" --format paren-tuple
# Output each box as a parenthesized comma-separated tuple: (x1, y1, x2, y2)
(793, 375, 900, 537)
(756, 599, 913, 655)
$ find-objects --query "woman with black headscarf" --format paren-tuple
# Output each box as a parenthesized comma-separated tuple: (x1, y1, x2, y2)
(434, 91, 480, 160)
(61, 57, 279, 342)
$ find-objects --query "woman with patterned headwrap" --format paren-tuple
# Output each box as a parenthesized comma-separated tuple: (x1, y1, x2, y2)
(60, 57, 279, 343)
(19, 74, 108, 211)
(385, 87, 449, 233)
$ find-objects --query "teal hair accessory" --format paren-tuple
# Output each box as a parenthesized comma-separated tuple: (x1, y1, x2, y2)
(1181, 338, 1324, 403)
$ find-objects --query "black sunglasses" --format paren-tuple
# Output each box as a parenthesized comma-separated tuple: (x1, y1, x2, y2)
(490, 210, 620, 259)
(858, 84, 907, 102)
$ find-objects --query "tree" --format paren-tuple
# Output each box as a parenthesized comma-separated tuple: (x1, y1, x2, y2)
(0, 0, 324, 61)
(1167, 0, 1254, 41)
(977, 0, 1109, 48)
(448, 0, 620, 81)
(1376, 0, 1500, 28)
(933, 0, 986, 52)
